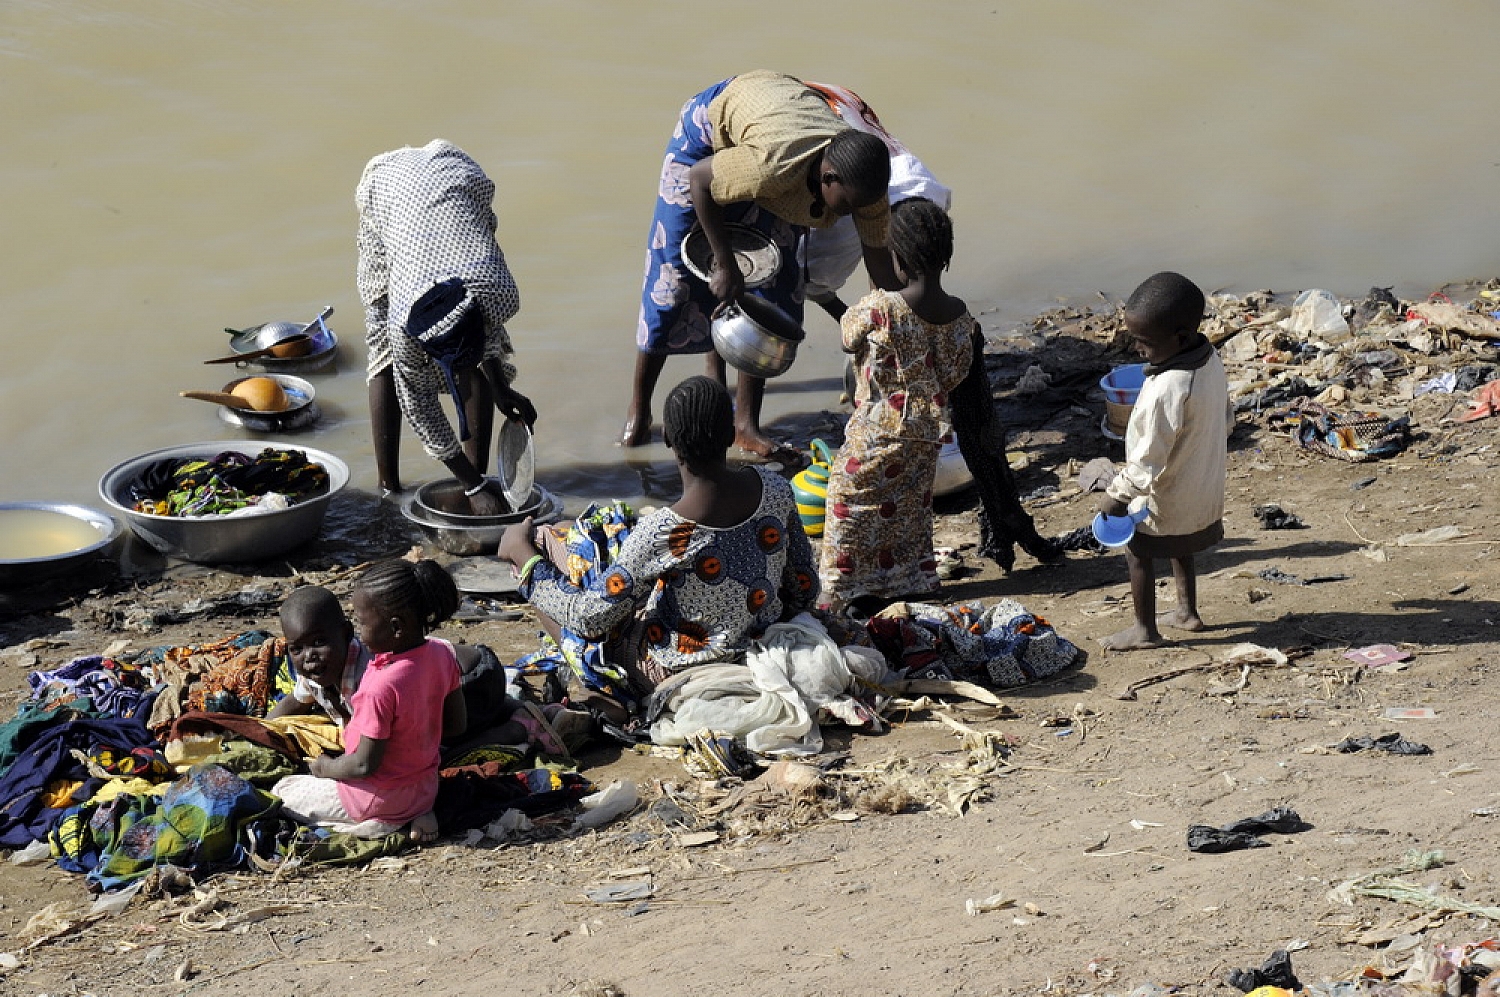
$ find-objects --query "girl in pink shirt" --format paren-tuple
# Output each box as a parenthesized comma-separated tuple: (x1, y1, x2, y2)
(274, 560, 466, 842)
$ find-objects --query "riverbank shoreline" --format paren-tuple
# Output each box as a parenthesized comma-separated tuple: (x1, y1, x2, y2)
(2, 281, 1499, 995)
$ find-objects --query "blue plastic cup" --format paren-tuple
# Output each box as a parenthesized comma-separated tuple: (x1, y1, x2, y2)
(1091, 507, 1149, 548)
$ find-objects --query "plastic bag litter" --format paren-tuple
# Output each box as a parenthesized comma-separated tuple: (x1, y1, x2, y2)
(8, 840, 50, 866)
(484, 809, 533, 840)
(1284, 289, 1350, 342)
(89, 879, 144, 916)
(574, 780, 638, 830)
(1396, 525, 1465, 546)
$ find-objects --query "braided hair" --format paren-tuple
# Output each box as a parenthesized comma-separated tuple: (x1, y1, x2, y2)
(824, 130, 891, 205)
(1124, 271, 1205, 336)
(662, 375, 735, 468)
(888, 196, 954, 277)
(353, 559, 460, 633)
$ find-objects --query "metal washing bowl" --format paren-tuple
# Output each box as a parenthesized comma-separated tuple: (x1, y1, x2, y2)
(0, 502, 122, 586)
(401, 485, 563, 556)
(98, 441, 349, 563)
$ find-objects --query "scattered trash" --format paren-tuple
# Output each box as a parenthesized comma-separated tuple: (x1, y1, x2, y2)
(1383, 707, 1437, 720)
(678, 831, 720, 847)
(1257, 567, 1351, 586)
(1332, 733, 1432, 756)
(1253, 504, 1307, 530)
(1396, 525, 1467, 546)
(1188, 807, 1310, 853)
(1343, 644, 1413, 668)
(1458, 379, 1500, 422)
(1226, 948, 1303, 994)
(9, 840, 50, 866)
(1351, 476, 1378, 491)
(1266, 400, 1411, 463)
(584, 881, 653, 904)
(484, 809, 534, 840)
(965, 892, 1015, 916)
(1441, 763, 1481, 778)
(88, 879, 145, 915)
(1413, 371, 1458, 396)
(1285, 289, 1350, 341)
(574, 780, 640, 830)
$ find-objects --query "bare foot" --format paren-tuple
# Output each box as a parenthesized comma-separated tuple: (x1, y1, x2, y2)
(734, 432, 810, 471)
(1157, 608, 1205, 632)
(618, 410, 652, 447)
(1100, 624, 1168, 652)
(408, 811, 439, 844)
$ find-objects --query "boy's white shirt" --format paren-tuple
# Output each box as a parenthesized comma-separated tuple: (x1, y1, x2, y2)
(1105, 353, 1232, 537)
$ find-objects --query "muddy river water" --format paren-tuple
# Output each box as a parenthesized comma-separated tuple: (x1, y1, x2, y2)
(2, 2, 1497, 510)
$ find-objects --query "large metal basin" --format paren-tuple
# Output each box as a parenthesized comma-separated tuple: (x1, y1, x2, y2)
(98, 441, 349, 563)
(0, 503, 122, 585)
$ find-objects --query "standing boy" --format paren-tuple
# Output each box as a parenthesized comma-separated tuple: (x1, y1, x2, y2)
(1098, 272, 1232, 651)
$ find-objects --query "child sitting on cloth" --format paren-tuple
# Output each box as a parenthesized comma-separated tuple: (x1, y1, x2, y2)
(267, 586, 370, 728)
(273, 560, 466, 842)
(265, 585, 528, 749)
(1097, 272, 1233, 651)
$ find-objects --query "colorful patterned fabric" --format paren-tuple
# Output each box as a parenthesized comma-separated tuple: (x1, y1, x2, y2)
(636, 78, 806, 355)
(1267, 398, 1412, 462)
(522, 469, 819, 693)
(865, 600, 1081, 688)
(142, 631, 287, 733)
(128, 448, 329, 517)
(186, 636, 295, 718)
(514, 503, 637, 700)
(26, 656, 156, 721)
(818, 290, 974, 609)
(0, 713, 154, 847)
(50, 763, 278, 891)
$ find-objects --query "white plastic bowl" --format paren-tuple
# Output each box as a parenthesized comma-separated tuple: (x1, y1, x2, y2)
(98, 441, 349, 563)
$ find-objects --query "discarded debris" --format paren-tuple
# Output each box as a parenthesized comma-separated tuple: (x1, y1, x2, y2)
(1331, 733, 1432, 756)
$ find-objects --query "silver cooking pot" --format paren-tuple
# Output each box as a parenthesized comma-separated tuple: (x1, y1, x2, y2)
(710, 296, 805, 379)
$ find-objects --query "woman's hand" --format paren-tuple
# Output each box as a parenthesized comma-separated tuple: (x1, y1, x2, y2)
(709, 263, 745, 309)
(494, 384, 538, 431)
(308, 753, 336, 778)
(497, 517, 539, 567)
(467, 480, 510, 517)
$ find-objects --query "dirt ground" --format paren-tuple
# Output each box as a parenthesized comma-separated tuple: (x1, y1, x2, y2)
(2, 293, 1499, 997)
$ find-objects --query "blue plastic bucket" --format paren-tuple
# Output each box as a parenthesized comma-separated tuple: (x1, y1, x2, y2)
(1100, 364, 1147, 436)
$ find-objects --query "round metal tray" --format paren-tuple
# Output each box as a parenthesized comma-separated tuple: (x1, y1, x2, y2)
(681, 223, 781, 288)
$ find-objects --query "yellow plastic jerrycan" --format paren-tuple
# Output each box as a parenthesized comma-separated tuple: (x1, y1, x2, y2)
(791, 439, 835, 537)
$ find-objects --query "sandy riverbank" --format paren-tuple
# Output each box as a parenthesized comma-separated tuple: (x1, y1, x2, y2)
(2, 283, 1499, 996)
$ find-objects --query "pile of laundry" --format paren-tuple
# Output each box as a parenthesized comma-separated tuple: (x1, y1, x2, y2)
(0, 632, 590, 894)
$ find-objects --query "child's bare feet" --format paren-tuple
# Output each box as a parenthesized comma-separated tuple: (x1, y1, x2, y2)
(1100, 624, 1168, 652)
(408, 811, 439, 844)
(1157, 608, 1205, 632)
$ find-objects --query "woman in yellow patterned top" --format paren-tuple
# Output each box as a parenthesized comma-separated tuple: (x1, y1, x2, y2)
(620, 71, 902, 467)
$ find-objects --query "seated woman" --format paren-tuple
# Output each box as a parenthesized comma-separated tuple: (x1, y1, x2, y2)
(499, 376, 819, 710)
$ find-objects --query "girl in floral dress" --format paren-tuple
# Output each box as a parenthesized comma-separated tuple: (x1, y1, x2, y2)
(818, 198, 975, 613)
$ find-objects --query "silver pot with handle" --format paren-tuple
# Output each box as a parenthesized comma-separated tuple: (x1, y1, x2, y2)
(710, 296, 805, 379)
